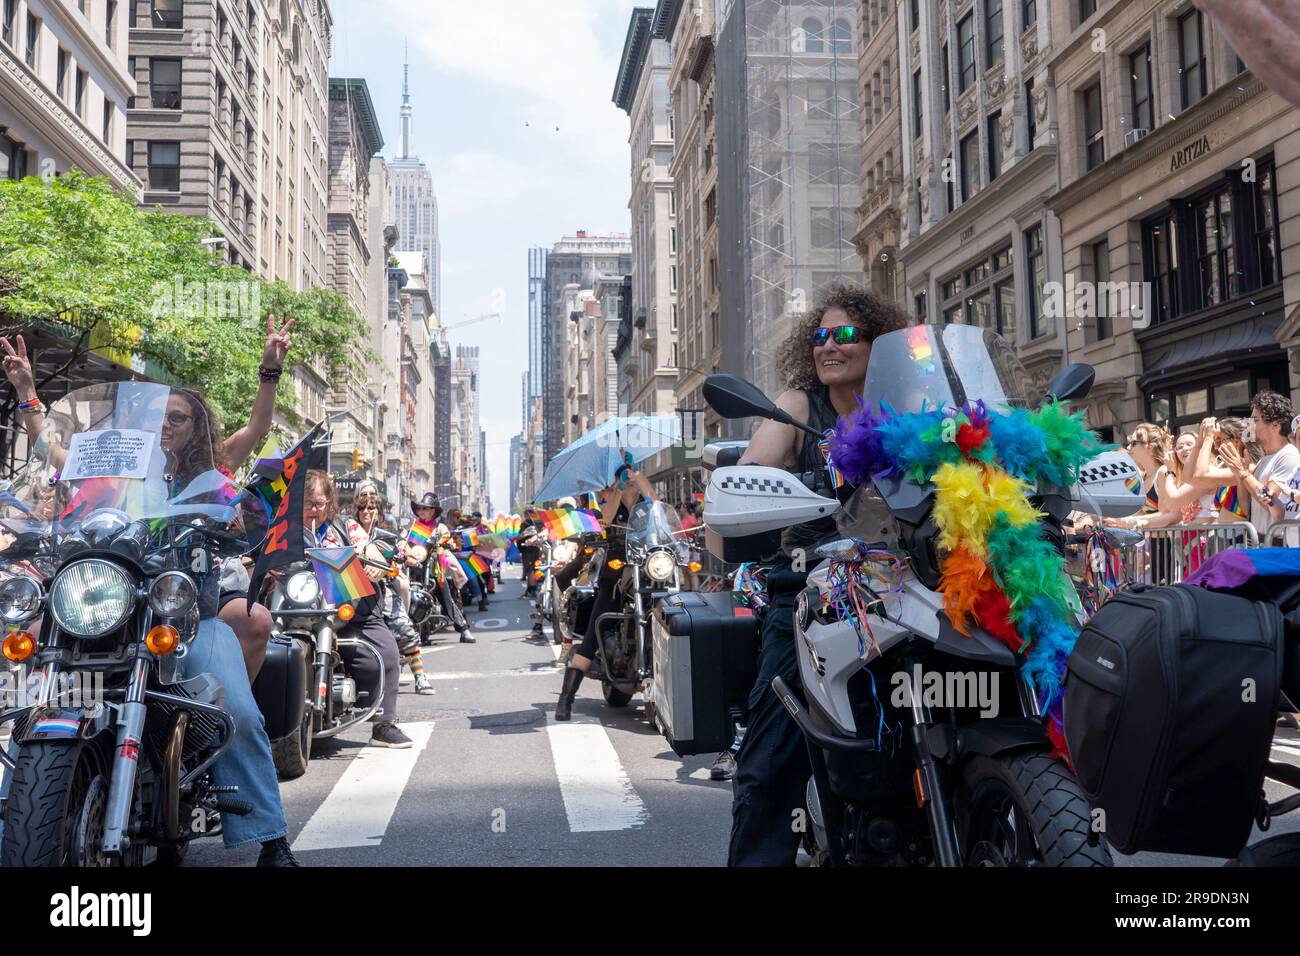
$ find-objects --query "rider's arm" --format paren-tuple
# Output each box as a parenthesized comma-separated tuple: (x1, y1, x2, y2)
(222, 377, 277, 468)
(737, 390, 807, 468)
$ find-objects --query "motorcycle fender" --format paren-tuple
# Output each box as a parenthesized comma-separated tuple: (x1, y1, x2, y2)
(18, 705, 103, 744)
(948, 717, 1050, 761)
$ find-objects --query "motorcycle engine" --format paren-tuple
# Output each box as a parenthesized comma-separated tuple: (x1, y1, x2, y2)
(333, 675, 358, 711)
(408, 587, 433, 625)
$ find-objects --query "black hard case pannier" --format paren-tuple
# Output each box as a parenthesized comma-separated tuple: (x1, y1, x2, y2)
(1064, 584, 1283, 858)
(651, 591, 760, 757)
(252, 634, 311, 741)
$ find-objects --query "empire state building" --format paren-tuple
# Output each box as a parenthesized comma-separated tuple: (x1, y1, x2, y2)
(389, 48, 441, 317)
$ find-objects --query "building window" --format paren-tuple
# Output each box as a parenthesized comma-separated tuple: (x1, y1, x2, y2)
(671, 304, 678, 332)
(57, 48, 69, 100)
(1179, 10, 1206, 110)
(125, 139, 135, 170)
(1079, 0, 1097, 21)
(147, 141, 181, 190)
(0, 130, 27, 179)
(801, 17, 823, 53)
(152, 0, 183, 29)
(1025, 224, 1046, 338)
(910, 0, 920, 32)
(1, 0, 14, 47)
(1083, 80, 1104, 171)
(1025, 79, 1036, 149)
(1145, 214, 1180, 325)
(1091, 240, 1112, 341)
(915, 291, 927, 321)
(830, 18, 852, 54)
(1256, 166, 1280, 286)
(986, 0, 1004, 68)
(1023, 0, 1036, 29)
(942, 44, 951, 114)
(24, 12, 37, 68)
(957, 13, 976, 92)
(945, 154, 955, 213)
(960, 130, 980, 201)
(1194, 186, 1236, 306)
(75, 69, 87, 119)
(105, 0, 116, 46)
(150, 57, 181, 108)
(912, 69, 923, 140)
(102, 101, 113, 142)
(987, 112, 1002, 181)
(1130, 43, 1153, 134)
(670, 265, 678, 293)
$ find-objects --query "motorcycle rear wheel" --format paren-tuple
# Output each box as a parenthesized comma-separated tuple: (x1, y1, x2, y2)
(1, 738, 112, 867)
(271, 699, 314, 780)
(958, 752, 1112, 867)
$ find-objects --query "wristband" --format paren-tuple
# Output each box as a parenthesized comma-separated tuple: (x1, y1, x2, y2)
(258, 364, 283, 382)
(17, 396, 43, 414)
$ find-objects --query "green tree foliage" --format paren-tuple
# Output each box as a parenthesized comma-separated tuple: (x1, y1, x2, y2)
(0, 173, 370, 430)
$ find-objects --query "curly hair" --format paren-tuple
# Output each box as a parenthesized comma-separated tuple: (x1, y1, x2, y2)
(1252, 390, 1294, 437)
(170, 388, 228, 482)
(775, 283, 911, 391)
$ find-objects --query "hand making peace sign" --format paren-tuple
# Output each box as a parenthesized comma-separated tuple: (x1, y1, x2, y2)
(0, 334, 36, 401)
(262, 314, 294, 370)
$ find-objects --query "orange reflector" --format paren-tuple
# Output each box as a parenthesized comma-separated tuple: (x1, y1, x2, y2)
(913, 768, 926, 808)
(2, 630, 35, 663)
(584, 547, 594, 554)
(337, 604, 356, 622)
(532, 570, 545, 581)
(608, 559, 624, 571)
(688, 561, 703, 573)
(145, 624, 180, 656)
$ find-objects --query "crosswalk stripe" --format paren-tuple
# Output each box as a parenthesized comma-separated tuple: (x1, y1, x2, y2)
(291, 721, 435, 852)
(544, 713, 647, 832)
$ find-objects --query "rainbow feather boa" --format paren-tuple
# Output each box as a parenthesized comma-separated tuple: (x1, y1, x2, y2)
(829, 399, 1103, 758)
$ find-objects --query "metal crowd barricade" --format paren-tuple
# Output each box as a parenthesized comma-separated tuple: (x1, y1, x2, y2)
(1129, 521, 1258, 586)
(1263, 519, 1300, 549)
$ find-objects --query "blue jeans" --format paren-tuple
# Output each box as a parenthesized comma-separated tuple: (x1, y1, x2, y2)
(182, 617, 289, 850)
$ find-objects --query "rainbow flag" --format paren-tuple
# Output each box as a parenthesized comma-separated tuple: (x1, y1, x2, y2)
(306, 547, 376, 605)
(461, 553, 490, 577)
(535, 508, 604, 540)
(408, 520, 435, 546)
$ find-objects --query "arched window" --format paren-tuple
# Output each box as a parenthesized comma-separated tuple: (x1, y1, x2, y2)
(831, 19, 852, 54)
(802, 17, 824, 53)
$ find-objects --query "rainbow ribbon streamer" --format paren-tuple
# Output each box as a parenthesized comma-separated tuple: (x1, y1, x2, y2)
(305, 547, 376, 604)
(817, 429, 846, 490)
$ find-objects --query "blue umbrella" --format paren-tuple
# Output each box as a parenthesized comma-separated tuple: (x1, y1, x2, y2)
(533, 415, 682, 504)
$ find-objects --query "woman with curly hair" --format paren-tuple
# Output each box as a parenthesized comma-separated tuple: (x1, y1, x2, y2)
(728, 282, 908, 867)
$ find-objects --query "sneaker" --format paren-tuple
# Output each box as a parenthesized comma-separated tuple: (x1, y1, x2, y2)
(370, 721, 413, 748)
(710, 750, 736, 781)
(257, 837, 300, 867)
(414, 673, 435, 695)
(1278, 712, 1300, 730)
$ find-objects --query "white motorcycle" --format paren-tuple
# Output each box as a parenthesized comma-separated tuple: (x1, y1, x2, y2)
(702, 324, 1112, 867)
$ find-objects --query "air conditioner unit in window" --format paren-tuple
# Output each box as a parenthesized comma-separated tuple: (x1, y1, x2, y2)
(1124, 128, 1150, 148)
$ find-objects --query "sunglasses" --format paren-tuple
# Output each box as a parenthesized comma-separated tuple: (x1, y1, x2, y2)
(812, 326, 866, 347)
(162, 410, 194, 427)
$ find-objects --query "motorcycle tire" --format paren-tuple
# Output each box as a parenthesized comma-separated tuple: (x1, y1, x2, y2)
(271, 698, 314, 780)
(1, 738, 112, 867)
(1226, 833, 1300, 866)
(957, 752, 1112, 867)
(602, 683, 634, 708)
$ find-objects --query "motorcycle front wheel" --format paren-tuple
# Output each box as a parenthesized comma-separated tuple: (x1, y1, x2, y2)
(957, 752, 1111, 867)
(1, 737, 113, 867)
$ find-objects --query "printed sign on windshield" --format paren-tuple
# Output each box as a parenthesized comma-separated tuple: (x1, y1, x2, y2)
(62, 429, 156, 481)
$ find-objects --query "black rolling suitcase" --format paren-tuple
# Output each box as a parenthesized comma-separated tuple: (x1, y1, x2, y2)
(1064, 584, 1284, 857)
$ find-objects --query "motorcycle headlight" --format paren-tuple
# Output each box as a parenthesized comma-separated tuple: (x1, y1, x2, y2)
(50, 559, 135, 638)
(0, 576, 43, 626)
(148, 571, 198, 619)
(645, 549, 677, 583)
(285, 570, 321, 607)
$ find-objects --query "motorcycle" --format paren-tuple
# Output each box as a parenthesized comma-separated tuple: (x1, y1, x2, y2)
(587, 500, 690, 708)
(701, 324, 1112, 867)
(0, 382, 256, 866)
(401, 535, 474, 644)
(549, 532, 602, 646)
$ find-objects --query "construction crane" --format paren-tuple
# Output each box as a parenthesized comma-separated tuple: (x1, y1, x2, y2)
(441, 312, 501, 332)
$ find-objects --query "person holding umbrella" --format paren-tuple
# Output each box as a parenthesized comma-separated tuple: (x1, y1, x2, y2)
(555, 453, 657, 721)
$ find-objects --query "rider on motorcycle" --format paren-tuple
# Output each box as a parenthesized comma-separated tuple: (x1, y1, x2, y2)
(726, 284, 907, 867)
(554, 462, 657, 721)
(404, 492, 476, 644)
(446, 509, 489, 612)
(302, 470, 411, 749)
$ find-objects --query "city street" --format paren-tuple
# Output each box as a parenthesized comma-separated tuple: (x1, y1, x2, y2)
(172, 566, 1300, 868)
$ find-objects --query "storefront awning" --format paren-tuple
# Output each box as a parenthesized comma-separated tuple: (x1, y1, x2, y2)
(1139, 315, 1282, 388)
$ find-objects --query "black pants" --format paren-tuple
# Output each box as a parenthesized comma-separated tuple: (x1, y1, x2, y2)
(337, 607, 400, 722)
(576, 574, 620, 660)
(728, 560, 810, 867)
(520, 547, 541, 587)
(435, 578, 469, 633)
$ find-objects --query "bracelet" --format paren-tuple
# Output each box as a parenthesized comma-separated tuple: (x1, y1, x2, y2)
(17, 396, 43, 415)
(258, 364, 283, 382)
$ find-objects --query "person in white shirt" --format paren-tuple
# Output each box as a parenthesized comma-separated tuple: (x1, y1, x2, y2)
(1217, 391, 1300, 534)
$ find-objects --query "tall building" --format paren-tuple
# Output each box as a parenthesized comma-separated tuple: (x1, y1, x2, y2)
(1048, 1, 1300, 441)
(1, 0, 136, 191)
(542, 232, 632, 462)
(326, 77, 383, 475)
(658, 0, 720, 505)
(389, 47, 440, 316)
(592, 273, 627, 419)
(616, 6, 679, 491)
(394, 251, 437, 494)
(562, 286, 599, 447)
(528, 246, 547, 406)
(899, 0, 1060, 394)
(508, 433, 523, 512)
(853, 0, 903, 297)
(715, 0, 864, 399)
(431, 321, 452, 504)
(125, 0, 333, 420)
(366, 154, 397, 502)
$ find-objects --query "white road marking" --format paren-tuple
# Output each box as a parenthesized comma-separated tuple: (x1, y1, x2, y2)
(1271, 742, 1300, 759)
(549, 640, 561, 661)
(544, 713, 647, 832)
(475, 618, 510, 629)
(427, 669, 562, 681)
(291, 721, 434, 852)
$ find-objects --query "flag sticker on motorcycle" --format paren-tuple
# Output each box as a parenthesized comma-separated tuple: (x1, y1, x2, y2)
(30, 714, 81, 738)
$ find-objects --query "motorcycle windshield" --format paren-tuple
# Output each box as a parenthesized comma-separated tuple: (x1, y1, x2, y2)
(0, 460, 58, 576)
(626, 500, 684, 552)
(28, 382, 252, 558)
(861, 326, 1039, 514)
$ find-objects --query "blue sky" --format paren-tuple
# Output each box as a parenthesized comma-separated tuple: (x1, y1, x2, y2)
(329, 0, 643, 512)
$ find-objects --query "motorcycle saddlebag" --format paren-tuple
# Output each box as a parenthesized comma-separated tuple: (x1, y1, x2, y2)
(651, 591, 759, 756)
(252, 634, 311, 741)
(1064, 585, 1283, 857)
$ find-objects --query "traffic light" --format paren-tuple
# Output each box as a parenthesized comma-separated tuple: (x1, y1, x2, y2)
(351, 448, 364, 471)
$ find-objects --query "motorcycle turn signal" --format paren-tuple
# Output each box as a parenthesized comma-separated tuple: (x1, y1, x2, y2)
(2, 630, 35, 663)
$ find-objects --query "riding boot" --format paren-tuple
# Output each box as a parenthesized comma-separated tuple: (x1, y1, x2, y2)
(555, 667, 584, 721)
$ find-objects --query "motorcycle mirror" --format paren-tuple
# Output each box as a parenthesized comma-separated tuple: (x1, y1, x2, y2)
(703, 374, 823, 439)
(1041, 363, 1095, 406)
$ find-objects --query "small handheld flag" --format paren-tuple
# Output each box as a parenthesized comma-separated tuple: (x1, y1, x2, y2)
(305, 546, 376, 605)
(408, 520, 435, 546)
